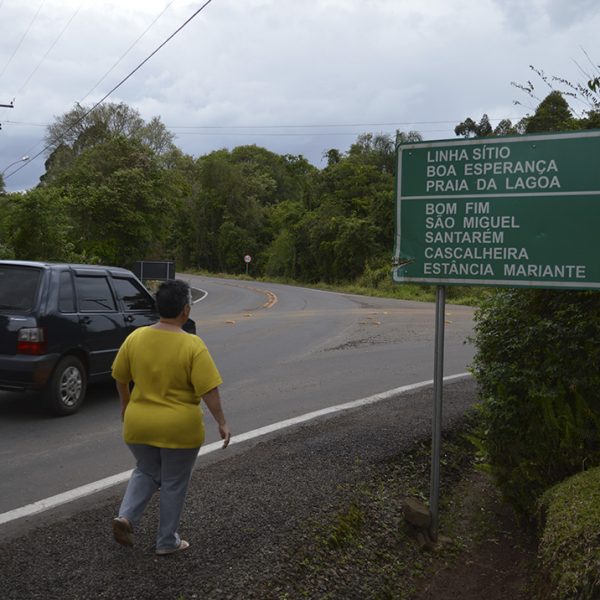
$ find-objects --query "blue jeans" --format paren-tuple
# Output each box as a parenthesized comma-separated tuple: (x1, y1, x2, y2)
(118, 444, 200, 552)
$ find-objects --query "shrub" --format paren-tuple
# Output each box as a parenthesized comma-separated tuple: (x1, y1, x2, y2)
(471, 288, 600, 519)
(537, 467, 600, 599)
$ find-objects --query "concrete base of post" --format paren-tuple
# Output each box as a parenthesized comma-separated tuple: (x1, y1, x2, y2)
(402, 497, 451, 551)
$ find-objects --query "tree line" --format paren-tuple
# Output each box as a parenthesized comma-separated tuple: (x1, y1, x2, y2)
(0, 75, 598, 289)
(0, 102, 420, 285)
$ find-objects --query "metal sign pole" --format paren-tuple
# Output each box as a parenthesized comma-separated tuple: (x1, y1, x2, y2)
(429, 285, 446, 542)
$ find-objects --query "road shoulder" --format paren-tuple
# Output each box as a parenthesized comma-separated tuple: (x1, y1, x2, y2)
(0, 378, 537, 600)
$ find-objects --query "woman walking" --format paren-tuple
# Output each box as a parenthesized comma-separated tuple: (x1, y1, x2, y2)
(111, 279, 230, 555)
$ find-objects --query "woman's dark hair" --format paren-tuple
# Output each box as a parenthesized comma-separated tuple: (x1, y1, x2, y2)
(155, 279, 191, 318)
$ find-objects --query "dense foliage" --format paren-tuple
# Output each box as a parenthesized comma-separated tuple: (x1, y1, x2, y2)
(471, 289, 600, 518)
(538, 467, 600, 599)
(466, 90, 600, 519)
(0, 102, 409, 287)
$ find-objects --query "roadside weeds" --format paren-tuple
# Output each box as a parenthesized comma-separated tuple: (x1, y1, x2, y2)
(242, 416, 538, 600)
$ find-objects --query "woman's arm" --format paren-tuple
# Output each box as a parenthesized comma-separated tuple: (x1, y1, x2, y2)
(202, 387, 231, 448)
(115, 381, 131, 422)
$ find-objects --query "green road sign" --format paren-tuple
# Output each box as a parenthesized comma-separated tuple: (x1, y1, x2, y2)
(393, 130, 600, 289)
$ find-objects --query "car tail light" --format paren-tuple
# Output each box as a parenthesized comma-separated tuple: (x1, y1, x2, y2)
(17, 327, 47, 355)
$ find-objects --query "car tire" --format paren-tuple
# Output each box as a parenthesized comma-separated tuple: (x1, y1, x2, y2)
(44, 356, 87, 416)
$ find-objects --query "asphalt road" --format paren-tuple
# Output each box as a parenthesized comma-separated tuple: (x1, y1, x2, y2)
(0, 276, 475, 516)
(1, 377, 478, 599)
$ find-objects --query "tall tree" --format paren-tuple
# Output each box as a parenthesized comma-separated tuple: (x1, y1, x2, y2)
(454, 114, 522, 138)
(43, 102, 175, 183)
(52, 136, 175, 266)
(525, 90, 576, 133)
(3, 187, 75, 261)
(264, 132, 402, 283)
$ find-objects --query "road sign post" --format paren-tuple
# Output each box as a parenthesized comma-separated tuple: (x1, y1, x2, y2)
(429, 285, 445, 541)
(393, 129, 600, 542)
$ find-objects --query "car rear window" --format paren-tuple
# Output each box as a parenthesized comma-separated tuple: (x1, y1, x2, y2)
(0, 266, 41, 311)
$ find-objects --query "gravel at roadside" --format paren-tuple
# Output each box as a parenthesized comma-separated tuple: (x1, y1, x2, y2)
(1, 377, 477, 600)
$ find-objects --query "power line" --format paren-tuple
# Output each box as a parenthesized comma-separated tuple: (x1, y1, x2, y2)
(5, 0, 216, 181)
(3, 115, 528, 130)
(167, 120, 479, 129)
(172, 129, 457, 137)
(0, 0, 46, 79)
(13, 1, 85, 98)
(79, 0, 176, 103)
(2, 110, 529, 178)
(3, 119, 47, 126)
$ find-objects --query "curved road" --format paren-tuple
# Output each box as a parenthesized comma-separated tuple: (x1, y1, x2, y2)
(0, 276, 475, 515)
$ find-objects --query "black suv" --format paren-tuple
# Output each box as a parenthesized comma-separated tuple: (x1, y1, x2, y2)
(0, 260, 162, 415)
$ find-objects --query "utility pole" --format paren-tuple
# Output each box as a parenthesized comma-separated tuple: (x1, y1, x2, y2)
(0, 100, 14, 130)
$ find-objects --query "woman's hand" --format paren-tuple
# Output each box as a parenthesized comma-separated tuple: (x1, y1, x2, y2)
(219, 422, 232, 449)
(203, 387, 231, 449)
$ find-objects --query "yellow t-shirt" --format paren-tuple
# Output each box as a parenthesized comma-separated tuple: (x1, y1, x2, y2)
(111, 327, 223, 448)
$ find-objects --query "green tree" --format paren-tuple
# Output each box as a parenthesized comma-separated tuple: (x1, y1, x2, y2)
(177, 145, 317, 274)
(454, 114, 493, 138)
(0, 190, 15, 258)
(263, 200, 305, 279)
(4, 187, 76, 261)
(273, 132, 399, 283)
(43, 102, 175, 183)
(454, 114, 523, 138)
(525, 90, 576, 133)
(52, 136, 175, 266)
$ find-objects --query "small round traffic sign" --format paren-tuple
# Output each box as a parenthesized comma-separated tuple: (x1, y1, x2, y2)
(244, 255, 252, 263)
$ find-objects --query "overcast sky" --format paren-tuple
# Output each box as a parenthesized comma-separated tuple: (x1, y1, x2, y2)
(1, 0, 599, 191)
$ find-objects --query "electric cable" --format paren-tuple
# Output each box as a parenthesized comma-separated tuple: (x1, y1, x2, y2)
(166, 119, 491, 129)
(171, 129, 463, 137)
(13, 1, 85, 98)
(5, 0, 215, 181)
(0, 0, 47, 79)
(3, 115, 527, 130)
(79, 0, 176, 103)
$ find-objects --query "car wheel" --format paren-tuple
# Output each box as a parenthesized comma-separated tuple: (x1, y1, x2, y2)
(44, 356, 87, 416)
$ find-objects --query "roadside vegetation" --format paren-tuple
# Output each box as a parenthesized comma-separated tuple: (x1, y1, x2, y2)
(2, 60, 600, 597)
(463, 68, 600, 599)
(238, 414, 536, 600)
(1, 65, 596, 294)
(537, 467, 600, 599)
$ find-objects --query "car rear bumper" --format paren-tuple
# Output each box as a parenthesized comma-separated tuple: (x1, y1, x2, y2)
(0, 353, 60, 391)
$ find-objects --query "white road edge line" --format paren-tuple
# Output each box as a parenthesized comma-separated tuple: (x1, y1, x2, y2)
(0, 373, 470, 526)
(192, 288, 207, 304)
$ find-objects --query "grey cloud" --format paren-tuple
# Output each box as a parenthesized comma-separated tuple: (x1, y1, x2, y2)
(492, 0, 600, 30)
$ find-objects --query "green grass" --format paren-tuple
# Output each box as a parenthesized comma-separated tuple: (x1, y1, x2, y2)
(324, 503, 365, 549)
(256, 420, 480, 600)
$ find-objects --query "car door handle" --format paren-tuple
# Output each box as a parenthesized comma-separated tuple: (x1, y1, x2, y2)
(79, 316, 92, 325)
